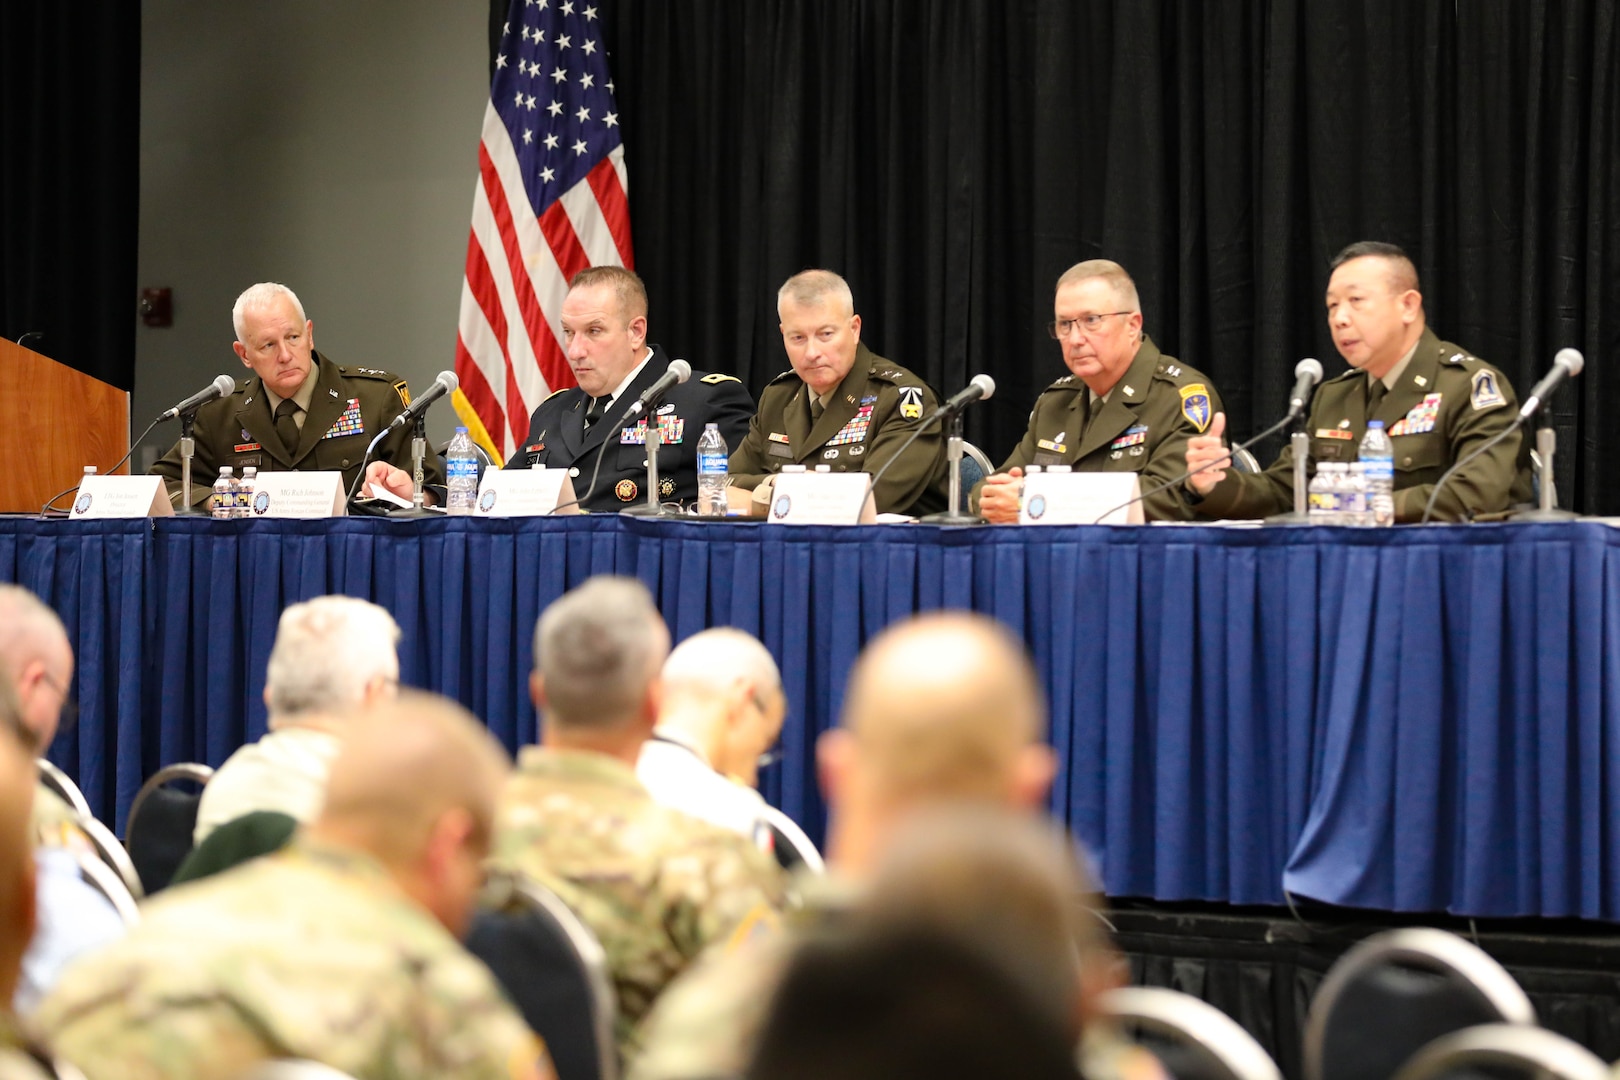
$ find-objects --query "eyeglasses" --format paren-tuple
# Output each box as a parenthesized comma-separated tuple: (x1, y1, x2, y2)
(36, 670, 76, 737)
(1047, 312, 1131, 339)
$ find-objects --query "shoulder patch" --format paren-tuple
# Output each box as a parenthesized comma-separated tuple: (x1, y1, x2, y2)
(392, 379, 410, 409)
(1469, 368, 1507, 411)
(700, 372, 742, 385)
(897, 385, 925, 420)
(1179, 383, 1212, 433)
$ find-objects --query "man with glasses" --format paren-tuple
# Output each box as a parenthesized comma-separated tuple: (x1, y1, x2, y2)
(974, 260, 1224, 522)
(636, 628, 786, 841)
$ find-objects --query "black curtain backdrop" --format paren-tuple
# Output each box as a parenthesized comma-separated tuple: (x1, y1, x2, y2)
(0, 2, 140, 390)
(509, 0, 1620, 511)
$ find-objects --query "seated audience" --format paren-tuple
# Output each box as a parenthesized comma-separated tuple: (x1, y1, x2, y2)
(0, 586, 124, 1016)
(493, 576, 786, 1062)
(194, 596, 400, 844)
(636, 627, 785, 840)
(630, 610, 1061, 1080)
(37, 692, 553, 1080)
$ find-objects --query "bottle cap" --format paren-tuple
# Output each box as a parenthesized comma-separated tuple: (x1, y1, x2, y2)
(456, 426, 468, 433)
(1367, 420, 1384, 429)
(82, 466, 96, 475)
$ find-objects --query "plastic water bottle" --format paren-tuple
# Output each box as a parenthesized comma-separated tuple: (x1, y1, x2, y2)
(696, 422, 729, 516)
(1344, 463, 1370, 526)
(236, 467, 258, 519)
(1359, 420, 1395, 527)
(1308, 463, 1340, 525)
(445, 427, 478, 515)
(211, 467, 234, 519)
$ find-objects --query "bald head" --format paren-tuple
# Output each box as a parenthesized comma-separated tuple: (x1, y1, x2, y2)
(0, 725, 37, 1003)
(311, 692, 511, 934)
(0, 585, 72, 752)
(839, 612, 1047, 805)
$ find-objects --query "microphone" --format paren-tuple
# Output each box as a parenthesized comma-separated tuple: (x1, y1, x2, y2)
(387, 370, 459, 431)
(1285, 358, 1324, 421)
(930, 374, 996, 418)
(622, 359, 692, 419)
(1518, 347, 1584, 421)
(157, 374, 236, 421)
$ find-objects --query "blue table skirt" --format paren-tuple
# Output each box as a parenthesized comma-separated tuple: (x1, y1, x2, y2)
(4, 514, 1617, 920)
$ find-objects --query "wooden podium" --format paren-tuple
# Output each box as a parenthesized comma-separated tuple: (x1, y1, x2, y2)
(0, 338, 129, 513)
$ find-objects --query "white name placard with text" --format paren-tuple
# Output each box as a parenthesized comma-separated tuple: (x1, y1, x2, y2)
(1020, 471, 1144, 525)
(70, 476, 173, 519)
(247, 473, 346, 518)
(768, 472, 877, 525)
(476, 468, 575, 516)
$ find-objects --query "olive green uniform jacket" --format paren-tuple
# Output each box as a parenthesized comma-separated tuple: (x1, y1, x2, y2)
(727, 344, 949, 517)
(1191, 328, 1530, 522)
(974, 335, 1221, 521)
(151, 351, 446, 509)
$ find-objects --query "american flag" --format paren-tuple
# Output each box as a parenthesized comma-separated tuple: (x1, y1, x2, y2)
(452, 0, 632, 463)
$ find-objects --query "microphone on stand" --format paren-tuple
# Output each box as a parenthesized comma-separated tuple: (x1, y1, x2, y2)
(386, 370, 459, 431)
(156, 375, 236, 421)
(1093, 357, 1325, 524)
(621, 359, 692, 419)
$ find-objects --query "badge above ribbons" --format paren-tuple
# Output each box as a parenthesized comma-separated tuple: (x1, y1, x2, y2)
(1179, 384, 1212, 433)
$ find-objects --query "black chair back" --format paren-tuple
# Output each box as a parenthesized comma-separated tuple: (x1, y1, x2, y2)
(1392, 1023, 1609, 1080)
(1304, 929, 1535, 1080)
(761, 805, 824, 874)
(1101, 986, 1282, 1080)
(124, 762, 213, 894)
(465, 872, 617, 1080)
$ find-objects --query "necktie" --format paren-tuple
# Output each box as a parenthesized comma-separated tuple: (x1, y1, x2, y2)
(1367, 379, 1387, 415)
(1079, 392, 1103, 443)
(809, 396, 825, 423)
(584, 395, 609, 429)
(274, 399, 300, 455)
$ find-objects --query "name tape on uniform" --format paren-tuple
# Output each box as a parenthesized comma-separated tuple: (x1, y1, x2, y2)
(1020, 471, 1144, 525)
(246, 473, 346, 518)
(768, 470, 877, 525)
(70, 475, 173, 519)
(476, 467, 578, 516)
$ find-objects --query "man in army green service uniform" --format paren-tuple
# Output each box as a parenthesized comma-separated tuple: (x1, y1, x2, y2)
(975, 259, 1223, 522)
(151, 282, 446, 509)
(36, 694, 553, 1080)
(727, 269, 949, 517)
(494, 577, 786, 1065)
(1185, 241, 1531, 522)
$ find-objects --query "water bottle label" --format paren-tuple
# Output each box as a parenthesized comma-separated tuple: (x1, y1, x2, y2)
(447, 459, 479, 479)
(697, 451, 727, 475)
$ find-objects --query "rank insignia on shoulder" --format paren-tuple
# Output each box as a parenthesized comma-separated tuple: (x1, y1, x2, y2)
(768, 431, 791, 444)
(615, 479, 638, 501)
(1162, 363, 1182, 377)
(1470, 369, 1506, 411)
(393, 380, 411, 409)
(700, 373, 742, 385)
(1179, 384, 1212, 432)
(898, 386, 925, 420)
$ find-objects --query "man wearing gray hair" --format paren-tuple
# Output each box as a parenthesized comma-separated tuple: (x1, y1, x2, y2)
(151, 281, 444, 510)
(636, 628, 785, 839)
(193, 595, 401, 844)
(492, 576, 786, 1064)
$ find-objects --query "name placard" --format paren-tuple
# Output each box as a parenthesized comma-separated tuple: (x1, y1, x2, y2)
(768, 472, 877, 525)
(247, 473, 346, 518)
(476, 467, 576, 516)
(70, 476, 173, 519)
(1020, 471, 1144, 525)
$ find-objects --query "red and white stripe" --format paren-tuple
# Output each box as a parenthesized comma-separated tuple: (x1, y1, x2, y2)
(452, 103, 633, 463)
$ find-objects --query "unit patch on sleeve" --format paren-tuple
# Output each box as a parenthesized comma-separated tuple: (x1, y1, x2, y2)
(392, 380, 411, 409)
(1179, 384, 1212, 433)
(1470, 369, 1507, 412)
(897, 386, 925, 420)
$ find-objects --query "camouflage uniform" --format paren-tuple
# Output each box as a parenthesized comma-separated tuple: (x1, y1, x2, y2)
(491, 748, 787, 1061)
(34, 839, 551, 1080)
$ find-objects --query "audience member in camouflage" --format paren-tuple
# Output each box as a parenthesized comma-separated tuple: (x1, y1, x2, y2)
(36, 693, 553, 1080)
(495, 577, 786, 1063)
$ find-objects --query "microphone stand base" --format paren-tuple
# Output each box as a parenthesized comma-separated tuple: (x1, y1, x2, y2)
(1511, 507, 1579, 523)
(1263, 511, 1313, 526)
(619, 504, 678, 518)
(386, 506, 441, 519)
(919, 511, 987, 526)
(173, 507, 208, 517)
